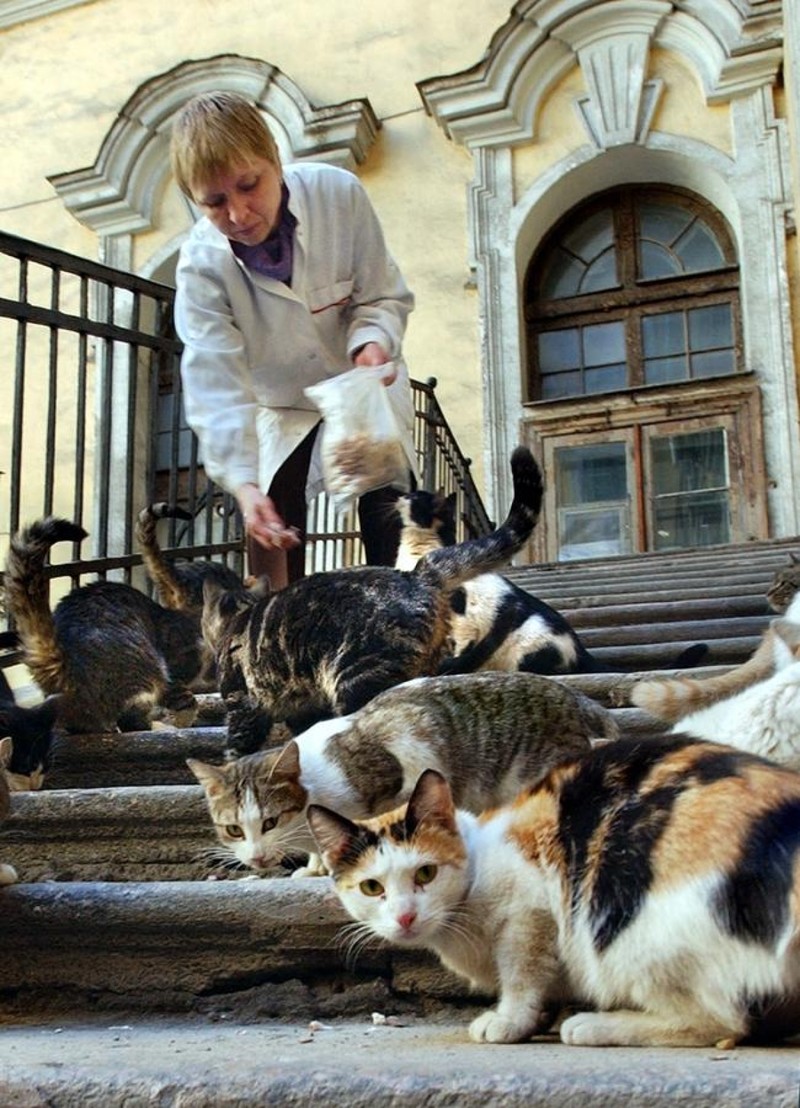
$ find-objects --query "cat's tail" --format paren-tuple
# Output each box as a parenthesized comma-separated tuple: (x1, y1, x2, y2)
(629, 630, 776, 722)
(136, 502, 194, 610)
(4, 517, 87, 694)
(416, 446, 543, 590)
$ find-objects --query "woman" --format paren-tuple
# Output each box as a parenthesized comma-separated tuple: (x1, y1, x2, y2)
(171, 91, 417, 587)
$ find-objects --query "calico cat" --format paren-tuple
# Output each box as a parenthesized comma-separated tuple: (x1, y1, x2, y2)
(137, 501, 248, 688)
(0, 668, 61, 789)
(630, 591, 800, 727)
(0, 764, 18, 885)
(188, 671, 619, 875)
(395, 488, 605, 675)
(201, 446, 543, 755)
(4, 517, 205, 734)
(767, 552, 800, 614)
(309, 737, 800, 1048)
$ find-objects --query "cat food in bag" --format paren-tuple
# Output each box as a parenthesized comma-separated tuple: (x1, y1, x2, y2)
(304, 364, 412, 510)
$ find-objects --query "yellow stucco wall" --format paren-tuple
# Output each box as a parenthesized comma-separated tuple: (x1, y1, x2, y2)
(0, 0, 513, 493)
(0, 0, 797, 509)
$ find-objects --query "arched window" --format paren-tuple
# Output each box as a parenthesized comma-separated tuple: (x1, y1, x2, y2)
(521, 187, 767, 561)
(524, 187, 741, 401)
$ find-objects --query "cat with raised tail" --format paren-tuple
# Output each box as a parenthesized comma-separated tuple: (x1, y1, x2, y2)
(4, 518, 205, 733)
(309, 737, 800, 1048)
(630, 594, 800, 766)
(136, 502, 244, 613)
(395, 488, 613, 675)
(188, 671, 618, 875)
(201, 446, 544, 755)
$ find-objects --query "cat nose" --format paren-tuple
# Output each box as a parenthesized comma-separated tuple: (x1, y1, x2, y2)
(397, 910, 417, 932)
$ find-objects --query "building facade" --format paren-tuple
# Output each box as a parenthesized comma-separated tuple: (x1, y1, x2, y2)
(1, 0, 796, 562)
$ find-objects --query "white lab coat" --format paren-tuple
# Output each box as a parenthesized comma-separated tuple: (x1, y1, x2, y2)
(174, 161, 416, 497)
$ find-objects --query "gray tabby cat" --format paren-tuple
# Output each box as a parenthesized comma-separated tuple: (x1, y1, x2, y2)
(188, 671, 618, 876)
(201, 446, 544, 754)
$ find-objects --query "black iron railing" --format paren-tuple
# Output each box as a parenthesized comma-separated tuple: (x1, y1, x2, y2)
(0, 230, 490, 630)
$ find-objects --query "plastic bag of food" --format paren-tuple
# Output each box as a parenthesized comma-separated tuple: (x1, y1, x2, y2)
(304, 364, 413, 511)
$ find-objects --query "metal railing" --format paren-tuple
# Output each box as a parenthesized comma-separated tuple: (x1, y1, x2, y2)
(0, 230, 490, 633)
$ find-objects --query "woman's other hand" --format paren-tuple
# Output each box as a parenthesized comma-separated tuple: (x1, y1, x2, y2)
(236, 483, 300, 550)
(353, 341, 396, 385)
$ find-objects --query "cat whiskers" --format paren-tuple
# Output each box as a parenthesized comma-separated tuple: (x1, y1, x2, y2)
(194, 845, 250, 875)
(334, 919, 383, 969)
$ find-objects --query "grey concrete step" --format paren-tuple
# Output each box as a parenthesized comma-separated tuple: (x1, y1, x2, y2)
(2, 784, 216, 882)
(2, 1011, 799, 1108)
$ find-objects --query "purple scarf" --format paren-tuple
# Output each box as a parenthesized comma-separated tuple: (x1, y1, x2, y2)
(232, 182, 297, 285)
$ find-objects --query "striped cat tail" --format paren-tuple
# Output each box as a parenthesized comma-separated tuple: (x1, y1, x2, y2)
(630, 631, 778, 722)
(136, 502, 194, 610)
(4, 517, 87, 695)
(417, 446, 543, 590)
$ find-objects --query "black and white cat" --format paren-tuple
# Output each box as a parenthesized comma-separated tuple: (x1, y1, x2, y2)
(394, 489, 603, 675)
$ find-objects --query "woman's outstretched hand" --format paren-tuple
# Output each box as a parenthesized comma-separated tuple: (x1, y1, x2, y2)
(236, 483, 300, 550)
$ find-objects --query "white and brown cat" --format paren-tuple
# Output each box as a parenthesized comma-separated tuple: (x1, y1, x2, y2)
(631, 593, 800, 767)
(309, 737, 800, 1048)
(188, 671, 618, 876)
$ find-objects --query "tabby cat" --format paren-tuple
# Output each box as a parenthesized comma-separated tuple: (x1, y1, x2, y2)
(630, 591, 800, 726)
(188, 671, 619, 875)
(137, 501, 247, 688)
(632, 599, 800, 768)
(0, 764, 18, 885)
(4, 517, 204, 733)
(136, 502, 244, 612)
(395, 488, 606, 675)
(309, 737, 800, 1047)
(201, 446, 543, 755)
(0, 667, 61, 789)
(767, 552, 800, 614)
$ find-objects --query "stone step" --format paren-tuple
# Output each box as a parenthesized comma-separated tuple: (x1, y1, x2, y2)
(3, 784, 215, 882)
(3, 706, 665, 884)
(2, 1011, 799, 1108)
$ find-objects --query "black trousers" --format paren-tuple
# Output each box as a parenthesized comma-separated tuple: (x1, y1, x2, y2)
(247, 423, 406, 586)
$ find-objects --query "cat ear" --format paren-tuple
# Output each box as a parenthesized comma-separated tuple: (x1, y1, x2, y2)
(269, 739, 300, 780)
(186, 758, 228, 797)
(306, 804, 362, 871)
(405, 769, 457, 836)
(0, 736, 12, 769)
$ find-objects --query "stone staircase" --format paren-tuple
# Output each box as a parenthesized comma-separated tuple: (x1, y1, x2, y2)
(1, 535, 798, 1106)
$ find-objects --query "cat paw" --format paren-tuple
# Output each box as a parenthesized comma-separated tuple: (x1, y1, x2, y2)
(290, 853, 329, 878)
(0, 863, 18, 886)
(560, 1011, 628, 1046)
(469, 1010, 531, 1044)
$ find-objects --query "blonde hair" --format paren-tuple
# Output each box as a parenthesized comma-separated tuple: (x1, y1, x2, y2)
(170, 91, 281, 199)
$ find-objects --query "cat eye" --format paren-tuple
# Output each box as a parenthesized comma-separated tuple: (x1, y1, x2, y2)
(415, 864, 438, 886)
(359, 878, 384, 897)
(261, 817, 277, 833)
(224, 824, 244, 839)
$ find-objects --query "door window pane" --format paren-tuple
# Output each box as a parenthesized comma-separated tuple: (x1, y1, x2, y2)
(649, 428, 730, 548)
(554, 441, 631, 560)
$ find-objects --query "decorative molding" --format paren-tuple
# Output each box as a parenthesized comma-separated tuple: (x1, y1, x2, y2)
(48, 54, 380, 236)
(417, 0, 784, 149)
(0, 0, 91, 30)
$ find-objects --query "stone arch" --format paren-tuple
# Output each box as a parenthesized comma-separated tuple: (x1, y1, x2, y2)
(49, 53, 380, 239)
